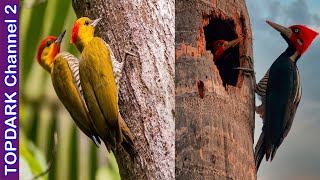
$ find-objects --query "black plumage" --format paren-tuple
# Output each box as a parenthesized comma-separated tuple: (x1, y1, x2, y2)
(255, 35, 302, 171)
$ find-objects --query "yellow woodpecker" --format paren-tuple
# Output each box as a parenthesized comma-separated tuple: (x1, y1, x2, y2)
(36, 31, 101, 146)
(70, 17, 136, 155)
(70, 17, 124, 91)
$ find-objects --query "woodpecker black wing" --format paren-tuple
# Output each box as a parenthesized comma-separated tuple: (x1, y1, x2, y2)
(264, 56, 300, 161)
(278, 68, 301, 147)
(254, 130, 265, 171)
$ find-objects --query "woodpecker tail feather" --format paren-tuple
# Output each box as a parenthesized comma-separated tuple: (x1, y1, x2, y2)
(255, 131, 266, 172)
(121, 136, 137, 160)
(119, 114, 137, 159)
(104, 140, 112, 152)
(115, 120, 123, 144)
(255, 143, 265, 172)
(91, 135, 101, 147)
(270, 145, 279, 161)
(265, 145, 271, 161)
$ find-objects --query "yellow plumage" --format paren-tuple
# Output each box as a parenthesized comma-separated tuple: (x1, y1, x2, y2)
(38, 31, 136, 157)
(51, 52, 100, 145)
(71, 17, 136, 156)
(37, 33, 101, 146)
(79, 37, 122, 149)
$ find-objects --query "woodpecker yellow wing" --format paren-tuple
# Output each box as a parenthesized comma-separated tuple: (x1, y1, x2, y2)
(79, 37, 122, 147)
(51, 52, 100, 145)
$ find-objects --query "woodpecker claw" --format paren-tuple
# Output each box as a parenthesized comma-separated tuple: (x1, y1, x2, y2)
(121, 50, 137, 75)
(124, 50, 137, 57)
(256, 104, 265, 119)
(233, 67, 255, 73)
(236, 55, 255, 74)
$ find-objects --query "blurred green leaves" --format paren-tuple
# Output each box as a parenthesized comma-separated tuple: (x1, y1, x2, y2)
(20, 131, 47, 180)
(96, 153, 121, 180)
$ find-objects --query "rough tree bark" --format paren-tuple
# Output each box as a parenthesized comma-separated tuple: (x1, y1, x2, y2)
(175, 0, 256, 179)
(72, 1, 175, 179)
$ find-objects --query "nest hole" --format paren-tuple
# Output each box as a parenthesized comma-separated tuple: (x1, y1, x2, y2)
(204, 17, 240, 87)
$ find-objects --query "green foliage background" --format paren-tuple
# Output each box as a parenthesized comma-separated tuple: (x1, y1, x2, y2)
(19, 0, 120, 179)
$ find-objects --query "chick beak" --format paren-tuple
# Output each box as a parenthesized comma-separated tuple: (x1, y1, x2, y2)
(224, 38, 241, 50)
(55, 30, 66, 45)
(266, 20, 292, 39)
(91, 18, 102, 28)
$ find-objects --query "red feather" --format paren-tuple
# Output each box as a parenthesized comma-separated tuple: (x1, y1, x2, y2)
(37, 36, 56, 64)
(289, 25, 318, 54)
(213, 40, 227, 59)
(71, 22, 80, 44)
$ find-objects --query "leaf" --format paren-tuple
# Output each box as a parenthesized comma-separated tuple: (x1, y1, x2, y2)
(20, 143, 47, 180)
(20, 157, 33, 180)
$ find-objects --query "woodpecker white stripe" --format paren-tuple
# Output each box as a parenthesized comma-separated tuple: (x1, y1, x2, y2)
(58, 47, 123, 108)
(294, 68, 302, 104)
(255, 70, 270, 99)
(59, 52, 88, 111)
(104, 42, 124, 91)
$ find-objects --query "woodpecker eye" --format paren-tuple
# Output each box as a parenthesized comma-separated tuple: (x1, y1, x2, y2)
(84, 20, 90, 26)
(46, 41, 52, 47)
(293, 28, 300, 34)
(217, 42, 223, 47)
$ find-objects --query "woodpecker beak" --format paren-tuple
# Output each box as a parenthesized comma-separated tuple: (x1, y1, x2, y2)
(266, 20, 292, 39)
(55, 30, 66, 45)
(224, 38, 241, 50)
(91, 18, 102, 27)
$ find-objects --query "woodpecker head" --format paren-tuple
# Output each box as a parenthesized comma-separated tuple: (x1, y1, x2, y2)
(70, 17, 102, 52)
(37, 30, 66, 72)
(266, 20, 318, 55)
(212, 38, 240, 59)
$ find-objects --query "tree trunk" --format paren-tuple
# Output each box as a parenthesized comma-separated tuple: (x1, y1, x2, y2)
(175, 0, 256, 179)
(72, 1, 175, 179)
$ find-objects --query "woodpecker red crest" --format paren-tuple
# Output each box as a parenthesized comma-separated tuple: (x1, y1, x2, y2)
(266, 21, 318, 55)
(289, 25, 318, 54)
(71, 22, 80, 44)
(212, 38, 240, 60)
(36, 31, 66, 72)
(37, 36, 58, 64)
(212, 40, 227, 59)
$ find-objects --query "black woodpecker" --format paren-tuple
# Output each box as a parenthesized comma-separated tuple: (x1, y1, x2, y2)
(255, 20, 318, 171)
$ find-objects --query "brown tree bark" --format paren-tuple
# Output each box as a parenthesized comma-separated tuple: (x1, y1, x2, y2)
(175, 0, 256, 179)
(72, 1, 175, 179)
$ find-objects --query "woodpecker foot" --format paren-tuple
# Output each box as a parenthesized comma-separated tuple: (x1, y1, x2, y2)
(119, 50, 137, 76)
(233, 67, 254, 73)
(233, 67, 255, 77)
(256, 104, 264, 119)
(121, 50, 138, 73)
(236, 55, 256, 75)
(124, 50, 138, 58)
